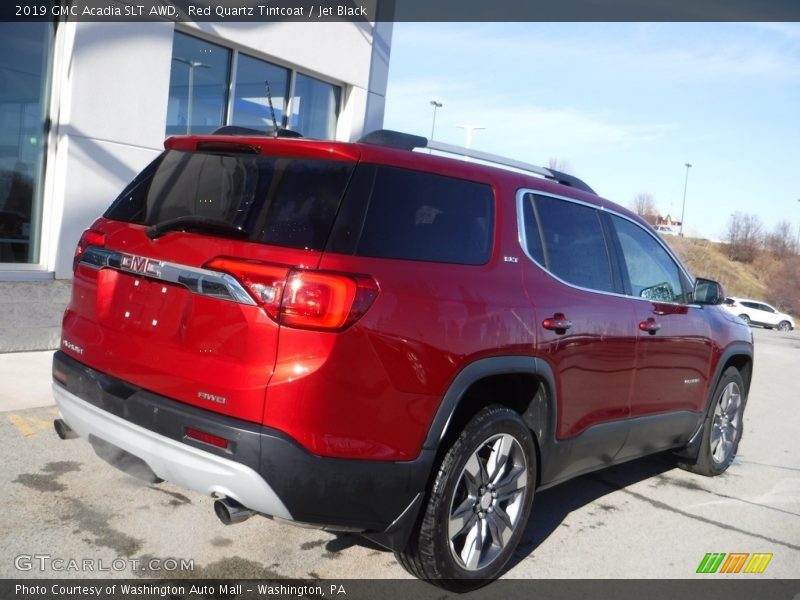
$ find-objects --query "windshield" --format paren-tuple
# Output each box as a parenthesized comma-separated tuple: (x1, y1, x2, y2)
(105, 150, 355, 251)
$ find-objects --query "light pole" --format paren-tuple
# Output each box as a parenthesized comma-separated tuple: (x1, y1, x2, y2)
(679, 162, 692, 237)
(456, 125, 485, 162)
(173, 57, 211, 134)
(429, 100, 443, 142)
(456, 125, 485, 150)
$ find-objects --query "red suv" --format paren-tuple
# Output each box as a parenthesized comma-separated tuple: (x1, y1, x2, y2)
(53, 129, 753, 588)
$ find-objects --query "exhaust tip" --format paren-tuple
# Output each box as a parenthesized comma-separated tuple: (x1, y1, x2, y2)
(54, 419, 78, 440)
(214, 497, 254, 526)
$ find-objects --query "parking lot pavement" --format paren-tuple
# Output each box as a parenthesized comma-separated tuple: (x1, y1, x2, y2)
(0, 350, 54, 412)
(1, 328, 798, 580)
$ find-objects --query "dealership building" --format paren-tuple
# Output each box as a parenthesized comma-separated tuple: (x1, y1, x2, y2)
(0, 16, 392, 350)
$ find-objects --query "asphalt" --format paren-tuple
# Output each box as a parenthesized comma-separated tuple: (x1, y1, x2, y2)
(0, 350, 55, 411)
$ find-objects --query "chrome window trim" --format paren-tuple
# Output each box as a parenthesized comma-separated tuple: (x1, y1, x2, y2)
(515, 189, 699, 308)
(78, 247, 256, 306)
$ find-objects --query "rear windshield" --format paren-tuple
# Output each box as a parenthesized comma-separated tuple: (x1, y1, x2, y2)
(105, 150, 355, 251)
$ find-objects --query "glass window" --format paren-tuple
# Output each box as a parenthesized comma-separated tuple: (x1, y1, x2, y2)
(104, 150, 354, 252)
(166, 32, 231, 135)
(533, 195, 614, 292)
(611, 215, 686, 303)
(290, 73, 340, 139)
(230, 54, 290, 131)
(0, 23, 52, 264)
(520, 193, 545, 265)
(350, 166, 494, 265)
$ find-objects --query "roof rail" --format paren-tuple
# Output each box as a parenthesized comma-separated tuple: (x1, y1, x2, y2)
(357, 129, 596, 195)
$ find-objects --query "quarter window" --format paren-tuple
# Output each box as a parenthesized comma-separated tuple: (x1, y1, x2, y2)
(336, 166, 494, 265)
(611, 215, 686, 303)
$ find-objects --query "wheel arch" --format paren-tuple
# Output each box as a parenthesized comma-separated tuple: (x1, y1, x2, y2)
(714, 343, 754, 401)
(422, 356, 558, 488)
(676, 342, 753, 462)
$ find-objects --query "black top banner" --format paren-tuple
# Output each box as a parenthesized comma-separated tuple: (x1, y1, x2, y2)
(3, 0, 800, 22)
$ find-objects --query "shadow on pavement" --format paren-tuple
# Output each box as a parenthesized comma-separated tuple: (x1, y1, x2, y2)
(506, 452, 678, 572)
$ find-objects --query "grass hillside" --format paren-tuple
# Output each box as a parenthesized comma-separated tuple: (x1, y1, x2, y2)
(665, 236, 769, 299)
(664, 235, 798, 318)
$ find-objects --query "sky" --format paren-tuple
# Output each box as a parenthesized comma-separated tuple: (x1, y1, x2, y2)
(382, 23, 800, 241)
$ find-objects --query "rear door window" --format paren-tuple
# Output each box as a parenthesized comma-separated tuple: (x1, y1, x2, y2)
(105, 150, 355, 251)
(521, 193, 615, 293)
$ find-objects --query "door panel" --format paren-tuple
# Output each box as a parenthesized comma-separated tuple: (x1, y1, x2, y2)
(630, 300, 712, 415)
(526, 280, 639, 438)
(519, 192, 638, 442)
(608, 214, 714, 417)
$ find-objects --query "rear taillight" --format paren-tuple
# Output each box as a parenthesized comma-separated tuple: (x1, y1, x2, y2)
(204, 257, 289, 320)
(73, 229, 106, 269)
(205, 257, 379, 331)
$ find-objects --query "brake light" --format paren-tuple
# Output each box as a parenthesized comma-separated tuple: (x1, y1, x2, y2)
(74, 229, 106, 264)
(205, 257, 288, 320)
(205, 257, 379, 331)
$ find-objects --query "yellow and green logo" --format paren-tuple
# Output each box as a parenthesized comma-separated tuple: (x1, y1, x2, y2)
(696, 552, 773, 574)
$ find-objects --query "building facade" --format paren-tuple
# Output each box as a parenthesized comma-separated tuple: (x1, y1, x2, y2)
(0, 18, 392, 350)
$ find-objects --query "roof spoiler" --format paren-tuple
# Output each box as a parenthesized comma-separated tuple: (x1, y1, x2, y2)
(357, 129, 596, 195)
(212, 126, 304, 138)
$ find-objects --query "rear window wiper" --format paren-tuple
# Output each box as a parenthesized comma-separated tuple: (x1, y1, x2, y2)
(146, 216, 248, 240)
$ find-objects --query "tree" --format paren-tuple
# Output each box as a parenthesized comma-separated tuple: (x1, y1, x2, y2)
(630, 193, 658, 225)
(768, 256, 800, 317)
(726, 212, 763, 263)
(764, 220, 798, 258)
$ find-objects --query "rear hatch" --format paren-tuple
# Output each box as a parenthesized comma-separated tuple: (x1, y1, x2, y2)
(63, 136, 358, 423)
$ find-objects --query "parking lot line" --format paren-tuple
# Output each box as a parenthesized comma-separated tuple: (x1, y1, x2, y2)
(7, 412, 55, 438)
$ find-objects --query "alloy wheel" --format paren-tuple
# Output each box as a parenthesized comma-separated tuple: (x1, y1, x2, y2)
(448, 433, 528, 571)
(710, 382, 742, 465)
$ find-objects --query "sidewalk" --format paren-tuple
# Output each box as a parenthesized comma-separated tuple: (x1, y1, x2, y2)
(0, 350, 56, 412)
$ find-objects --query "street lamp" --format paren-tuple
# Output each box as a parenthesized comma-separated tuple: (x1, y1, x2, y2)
(456, 125, 486, 162)
(429, 100, 443, 142)
(173, 56, 211, 134)
(679, 162, 692, 237)
(456, 125, 485, 150)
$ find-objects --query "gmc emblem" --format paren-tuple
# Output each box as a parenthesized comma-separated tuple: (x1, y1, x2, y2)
(120, 253, 163, 277)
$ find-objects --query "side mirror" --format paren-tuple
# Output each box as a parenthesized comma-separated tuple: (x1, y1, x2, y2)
(693, 278, 724, 305)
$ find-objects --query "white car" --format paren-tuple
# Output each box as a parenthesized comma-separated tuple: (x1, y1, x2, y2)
(722, 297, 795, 331)
(654, 225, 678, 235)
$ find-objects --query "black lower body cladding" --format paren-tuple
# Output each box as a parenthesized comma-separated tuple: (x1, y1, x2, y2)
(52, 351, 432, 541)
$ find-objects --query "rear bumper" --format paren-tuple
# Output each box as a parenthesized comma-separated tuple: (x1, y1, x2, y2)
(52, 351, 432, 545)
(54, 383, 292, 519)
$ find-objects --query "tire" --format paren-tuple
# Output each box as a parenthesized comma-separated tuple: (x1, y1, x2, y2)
(679, 367, 746, 476)
(395, 406, 536, 590)
(738, 314, 750, 326)
(778, 321, 792, 332)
